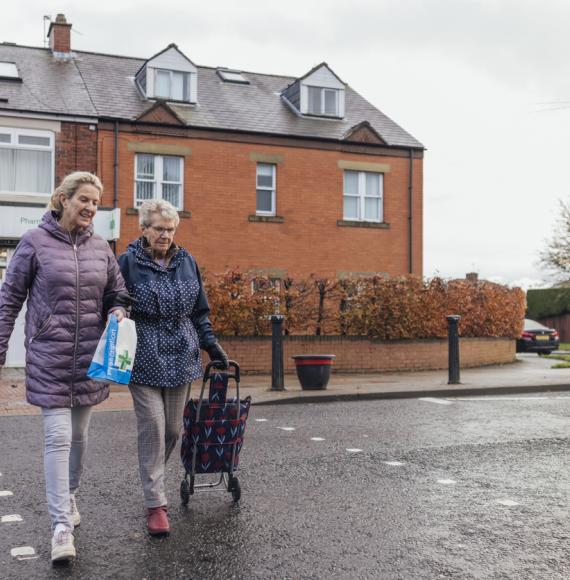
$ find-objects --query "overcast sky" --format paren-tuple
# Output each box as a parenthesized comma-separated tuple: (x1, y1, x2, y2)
(3, 0, 570, 288)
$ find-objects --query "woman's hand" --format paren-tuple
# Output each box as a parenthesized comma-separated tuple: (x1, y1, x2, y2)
(112, 309, 125, 322)
(206, 342, 229, 369)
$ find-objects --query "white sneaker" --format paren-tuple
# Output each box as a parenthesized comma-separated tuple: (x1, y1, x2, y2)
(69, 494, 81, 527)
(51, 524, 76, 562)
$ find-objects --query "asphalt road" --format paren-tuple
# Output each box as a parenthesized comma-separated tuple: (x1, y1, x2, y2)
(0, 393, 569, 579)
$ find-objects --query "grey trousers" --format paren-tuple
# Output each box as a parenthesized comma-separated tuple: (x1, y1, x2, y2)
(129, 383, 190, 508)
(42, 406, 93, 530)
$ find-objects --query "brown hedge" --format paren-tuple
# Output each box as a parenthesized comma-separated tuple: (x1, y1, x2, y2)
(204, 270, 526, 339)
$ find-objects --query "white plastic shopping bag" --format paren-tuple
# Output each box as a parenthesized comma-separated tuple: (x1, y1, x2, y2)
(87, 316, 137, 385)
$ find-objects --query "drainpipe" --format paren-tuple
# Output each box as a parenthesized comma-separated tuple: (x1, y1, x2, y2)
(112, 120, 119, 255)
(408, 148, 414, 274)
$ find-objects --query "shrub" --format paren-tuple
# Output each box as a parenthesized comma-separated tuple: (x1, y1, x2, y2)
(205, 269, 526, 339)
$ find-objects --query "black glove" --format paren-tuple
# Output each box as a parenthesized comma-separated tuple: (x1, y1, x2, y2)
(205, 342, 229, 369)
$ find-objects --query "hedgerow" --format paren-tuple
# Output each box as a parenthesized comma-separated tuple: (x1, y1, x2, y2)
(204, 269, 525, 339)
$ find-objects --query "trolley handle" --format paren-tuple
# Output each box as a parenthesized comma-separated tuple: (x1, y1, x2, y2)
(203, 360, 240, 382)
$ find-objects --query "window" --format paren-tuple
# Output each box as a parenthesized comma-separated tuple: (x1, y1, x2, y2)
(0, 127, 53, 196)
(154, 69, 190, 101)
(308, 87, 339, 116)
(0, 62, 19, 80)
(256, 163, 276, 216)
(134, 154, 183, 209)
(217, 69, 249, 84)
(343, 170, 383, 222)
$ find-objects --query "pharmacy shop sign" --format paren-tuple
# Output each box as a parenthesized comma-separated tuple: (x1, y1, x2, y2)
(0, 207, 121, 241)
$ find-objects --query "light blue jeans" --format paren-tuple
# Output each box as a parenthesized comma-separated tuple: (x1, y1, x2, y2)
(42, 407, 93, 530)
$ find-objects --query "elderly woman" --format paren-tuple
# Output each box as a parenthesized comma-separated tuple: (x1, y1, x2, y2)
(118, 199, 228, 536)
(0, 172, 128, 563)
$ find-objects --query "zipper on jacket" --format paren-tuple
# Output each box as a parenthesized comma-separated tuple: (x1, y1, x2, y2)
(70, 232, 80, 408)
(30, 315, 52, 344)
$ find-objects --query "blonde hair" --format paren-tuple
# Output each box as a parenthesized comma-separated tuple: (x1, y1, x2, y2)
(139, 199, 180, 228)
(49, 172, 103, 212)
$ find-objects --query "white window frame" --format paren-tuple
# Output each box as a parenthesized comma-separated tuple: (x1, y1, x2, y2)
(256, 163, 276, 216)
(343, 170, 384, 223)
(134, 154, 184, 210)
(153, 68, 190, 101)
(0, 126, 54, 197)
(308, 87, 339, 117)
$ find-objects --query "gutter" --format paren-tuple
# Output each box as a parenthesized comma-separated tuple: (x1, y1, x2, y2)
(112, 120, 119, 255)
(408, 148, 414, 274)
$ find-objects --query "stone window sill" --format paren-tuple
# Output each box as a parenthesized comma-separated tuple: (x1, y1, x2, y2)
(248, 215, 284, 223)
(126, 208, 192, 218)
(337, 220, 390, 229)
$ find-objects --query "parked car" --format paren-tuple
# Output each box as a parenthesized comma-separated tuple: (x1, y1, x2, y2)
(516, 319, 559, 355)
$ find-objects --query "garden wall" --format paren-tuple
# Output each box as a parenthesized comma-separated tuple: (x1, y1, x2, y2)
(213, 336, 515, 374)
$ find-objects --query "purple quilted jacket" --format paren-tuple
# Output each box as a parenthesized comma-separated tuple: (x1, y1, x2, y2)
(0, 211, 127, 409)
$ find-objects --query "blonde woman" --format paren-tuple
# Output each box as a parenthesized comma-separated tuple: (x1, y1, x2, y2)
(0, 172, 129, 562)
(119, 199, 228, 536)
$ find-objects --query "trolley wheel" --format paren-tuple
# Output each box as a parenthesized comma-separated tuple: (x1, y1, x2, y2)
(230, 477, 241, 502)
(180, 479, 190, 506)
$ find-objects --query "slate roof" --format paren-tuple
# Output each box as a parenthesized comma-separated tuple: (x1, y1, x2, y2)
(0, 44, 424, 149)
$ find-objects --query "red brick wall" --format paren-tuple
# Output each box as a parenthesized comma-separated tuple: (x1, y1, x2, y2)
(206, 336, 514, 374)
(55, 123, 97, 185)
(97, 130, 423, 278)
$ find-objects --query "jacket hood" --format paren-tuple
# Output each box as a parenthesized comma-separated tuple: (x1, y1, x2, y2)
(39, 211, 94, 245)
(128, 237, 188, 272)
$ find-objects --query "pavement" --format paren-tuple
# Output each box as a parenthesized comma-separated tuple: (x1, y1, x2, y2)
(2, 353, 570, 415)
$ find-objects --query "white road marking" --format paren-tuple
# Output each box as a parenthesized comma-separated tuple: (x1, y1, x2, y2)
(310, 437, 325, 441)
(0, 491, 13, 497)
(437, 479, 457, 485)
(1, 515, 22, 523)
(419, 397, 453, 405)
(496, 499, 519, 506)
(255, 419, 268, 422)
(346, 448, 363, 453)
(384, 461, 405, 466)
(277, 427, 295, 431)
(454, 396, 570, 401)
(11, 546, 36, 558)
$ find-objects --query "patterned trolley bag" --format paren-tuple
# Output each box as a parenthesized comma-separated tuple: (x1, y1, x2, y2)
(180, 360, 251, 503)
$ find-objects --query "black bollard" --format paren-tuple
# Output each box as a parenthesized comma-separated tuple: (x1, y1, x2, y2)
(447, 315, 461, 384)
(270, 314, 285, 391)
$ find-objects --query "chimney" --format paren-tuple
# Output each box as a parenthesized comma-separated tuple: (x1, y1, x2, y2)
(47, 14, 72, 55)
(466, 272, 479, 283)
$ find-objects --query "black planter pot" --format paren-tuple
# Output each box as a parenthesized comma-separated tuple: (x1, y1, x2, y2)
(292, 354, 336, 390)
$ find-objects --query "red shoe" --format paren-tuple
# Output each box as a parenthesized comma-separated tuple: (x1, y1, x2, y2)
(147, 506, 169, 536)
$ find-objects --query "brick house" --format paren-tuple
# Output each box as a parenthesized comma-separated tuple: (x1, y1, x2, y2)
(0, 14, 424, 286)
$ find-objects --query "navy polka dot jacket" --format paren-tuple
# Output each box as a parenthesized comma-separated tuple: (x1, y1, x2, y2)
(118, 238, 217, 388)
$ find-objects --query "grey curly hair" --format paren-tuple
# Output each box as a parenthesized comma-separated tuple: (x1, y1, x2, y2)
(138, 199, 180, 228)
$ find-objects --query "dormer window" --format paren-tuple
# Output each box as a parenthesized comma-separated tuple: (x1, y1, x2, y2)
(135, 44, 197, 104)
(281, 63, 345, 119)
(308, 87, 339, 116)
(155, 69, 191, 101)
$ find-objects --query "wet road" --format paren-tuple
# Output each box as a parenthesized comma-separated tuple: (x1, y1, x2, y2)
(0, 393, 569, 579)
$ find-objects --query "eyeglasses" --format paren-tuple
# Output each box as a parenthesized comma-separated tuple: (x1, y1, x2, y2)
(149, 226, 176, 236)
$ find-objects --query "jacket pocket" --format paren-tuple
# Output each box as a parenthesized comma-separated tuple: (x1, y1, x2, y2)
(31, 315, 52, 342)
